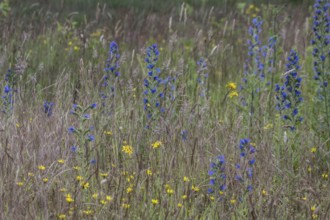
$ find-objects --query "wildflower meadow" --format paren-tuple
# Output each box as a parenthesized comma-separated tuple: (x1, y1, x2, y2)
(0, 0, 329, 219)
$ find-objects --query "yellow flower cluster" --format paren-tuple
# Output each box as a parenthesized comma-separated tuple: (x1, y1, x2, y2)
(263, 123, 273, 130)
(16, 181, 24, 186)
(57, 214, 66, 219)
(122, 145, 134, 156)
(65, 193, 74, 203)
(104, 130, 112, 136)
(57, 159, 65, 164)
(226, 82, 237, 90)
(166, 188, 174, 195)
(151, 199, 159, 205)
(151, 141, 162, 149)
(81, 182, 90, 189)
(245, 4, 260, 18)
(126, 185, 133, 194)
(146, 169, 153, 176)
(310, 147, 317, 153)
(226, 82, 238, 98)
(191, 185, 200, 192)
(183, 176, 190, 182)
(122, 203, 130, 209)
(38, 165, 46, 171)
(82, 209, 93, 216)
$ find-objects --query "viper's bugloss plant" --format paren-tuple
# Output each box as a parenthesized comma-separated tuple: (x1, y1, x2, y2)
(267, 36, 278, 116)
(44, 101, 54, 117)
(245, 17, 265, 81)
(275, 49, 303, 131)
(196, 57, 209, 100)
(311, 0, 330, 134)
(240, 17, 269, 134)
(5, 69, 18, 87)
(143, 44, 165, 128)
(2, 69, 16, 114)
(68, 103, 97, 163)
(207, 138, 256, 204)
(235, 138, 256, 193)
(100, 41, 120, 107)
(2, 85, 13, 114)
(207, 155, 226, 200)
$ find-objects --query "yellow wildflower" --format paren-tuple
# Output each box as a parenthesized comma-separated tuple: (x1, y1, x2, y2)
(57, 159, 65, 164)
(263, 123, 273, 130)
(127, 187, 133, 194)
(16, 182, 24, 186)
(122, 203, 130, 209)
(302, 196, 307, 201)
(151, 199, 159, 205)
(308, 167, 312, 172)
(82, 209, 93, 215)
(73, 166, 81, 171)
(246, 4, 260, 17)
(210, 196, 215, 201)
(92, 193, 98, 199)
(57, 214, 66, 219)
(183, 176, 190, 182)
(65, 194, 74, 203)
(43, 178, 49, 183)
(106, 195, 112, 201)
(28, 172, 34, 177)
(104, 131, 112, 135)
(100, 200, 107, 205)
(73, 46, 80, 51)
(311, 205, 317, 212)
(167, 188, 174, 195)
(177, 203, 183, 208)
(76, 176, 83, 181)
(146, 169, 153, 176)
(192, 185, 200, 192)
(151, 141, 162, 149)
(219, 191, 224, 195)
(262, 189, 268, 196)
(100, 172, 108, 177)
(226, 82, 237, 90)
(228, 91, 238, 98)
(38, 165, 46, 171)
(81, 182, 90, 189)
(310, 147, 317, 153)
(230, 199, 236, 204)
(312, 214, 318, 219)
(322, 173, 328, 179)
(59, 188, 67, 192)
(182, 195, 187, 200)
(90, 30, 101, 38)
(122, 145, 134, 156)
(69, 207, 74, 216)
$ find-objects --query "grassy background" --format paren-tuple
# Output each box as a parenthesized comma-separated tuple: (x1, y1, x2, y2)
(0, 0, 329, 219)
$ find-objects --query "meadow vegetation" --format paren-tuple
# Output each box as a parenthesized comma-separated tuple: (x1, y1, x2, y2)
(0, 0, 329, 219)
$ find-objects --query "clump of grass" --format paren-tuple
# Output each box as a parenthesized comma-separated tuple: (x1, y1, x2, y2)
(0, 1, 329, 219)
